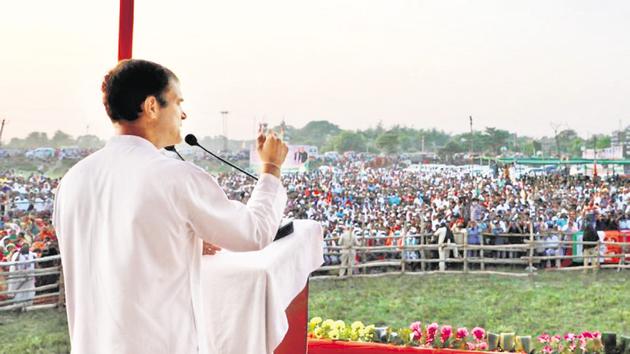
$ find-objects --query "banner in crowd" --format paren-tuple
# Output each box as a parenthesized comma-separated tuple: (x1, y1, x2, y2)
(571, 230, 630, 264)
(250, 144, 317, 172)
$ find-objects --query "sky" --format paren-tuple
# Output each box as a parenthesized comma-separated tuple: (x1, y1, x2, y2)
(1, 0, 629, 143)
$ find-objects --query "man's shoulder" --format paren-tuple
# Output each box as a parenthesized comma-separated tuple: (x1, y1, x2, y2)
(61, 150, 105, 183)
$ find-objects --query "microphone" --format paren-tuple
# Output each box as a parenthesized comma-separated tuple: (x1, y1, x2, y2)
(185, 134, 258, 181)
(185, 133, 293, 241)
(164, 145, 184, 161)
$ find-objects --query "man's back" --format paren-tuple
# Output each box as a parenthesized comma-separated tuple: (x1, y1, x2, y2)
(54, 136, 202, 353)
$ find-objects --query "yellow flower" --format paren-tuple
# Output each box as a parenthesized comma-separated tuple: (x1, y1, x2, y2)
(351, 321, 365, 331)
(362, 325, 376, 341)
(309, 317, 323, 327)
(328, 328, 340, 340)
(313, 327, 324, 339)
(322, 319, 335, 329)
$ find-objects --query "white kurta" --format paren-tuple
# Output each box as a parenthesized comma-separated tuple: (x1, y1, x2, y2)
(52, 135, 287, 354)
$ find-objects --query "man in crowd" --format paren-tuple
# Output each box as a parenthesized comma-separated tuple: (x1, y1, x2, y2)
(435, 222, 459, 271)
(339, 225, 360, 276)
(582, 221, 601, 273)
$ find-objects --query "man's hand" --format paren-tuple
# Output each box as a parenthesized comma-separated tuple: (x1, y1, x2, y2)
(203, 242, 221, 256)
(257, 128, 288, 178)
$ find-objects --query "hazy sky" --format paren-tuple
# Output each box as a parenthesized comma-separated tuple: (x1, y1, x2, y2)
(1, 0, 629, 143)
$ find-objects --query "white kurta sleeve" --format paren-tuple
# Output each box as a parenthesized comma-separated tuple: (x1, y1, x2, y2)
(182, 165, 288, 251)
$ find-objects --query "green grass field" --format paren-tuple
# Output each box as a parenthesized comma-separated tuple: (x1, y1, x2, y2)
(1, 271, 629, 353)
(309, 271, 630, 335)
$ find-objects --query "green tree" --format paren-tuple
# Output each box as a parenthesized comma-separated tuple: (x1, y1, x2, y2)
(283, 120, 341, 148)
(375, 131, 400, 154)
(532, 140, 542, 155)
(50, 130, 74, 148)
(325, 131, 367, 152)
(8, 132, 50, 148)
(419, 128, 450, 152)
(454, 131, 488, 154)
(555, 129, 584, 157)
(484, 127, 511, 154)
(76, 135, 105, 149)
(438, 140, 465, 162)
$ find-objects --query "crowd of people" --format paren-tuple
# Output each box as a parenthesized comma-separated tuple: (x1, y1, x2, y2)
(0, 171, 60, 304)
(217, 160, 630, 274)
(2, 157, 629, 304)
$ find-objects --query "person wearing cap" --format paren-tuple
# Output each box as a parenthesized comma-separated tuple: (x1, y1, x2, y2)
(339, 225, 361, 277)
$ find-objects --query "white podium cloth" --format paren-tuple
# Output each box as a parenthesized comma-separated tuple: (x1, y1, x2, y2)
(201, 220, 323, 354)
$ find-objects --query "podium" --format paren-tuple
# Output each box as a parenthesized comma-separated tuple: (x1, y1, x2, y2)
(275, 283, 309, 354)
(201, 220, 323, 354)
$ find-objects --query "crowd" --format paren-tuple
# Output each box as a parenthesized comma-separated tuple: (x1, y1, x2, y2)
(217, 160, 630, 274)
(2, 157, 629, 303)
(0, 171, 60, 304)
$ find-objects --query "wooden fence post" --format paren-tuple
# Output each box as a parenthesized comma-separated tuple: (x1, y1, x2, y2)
(556, 233, 563, 269)
(527, 223, 534, 273)
(401, 232, 406, 274)
(420, 233, 426, 272)
(480, 233, 485, 271)
(463, 231, 469, 273)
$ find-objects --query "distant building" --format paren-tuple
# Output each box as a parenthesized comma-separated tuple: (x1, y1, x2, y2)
(582, 146, 623, 159)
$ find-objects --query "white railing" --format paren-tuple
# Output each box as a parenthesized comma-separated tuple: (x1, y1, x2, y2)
(0, 254, 62, 311)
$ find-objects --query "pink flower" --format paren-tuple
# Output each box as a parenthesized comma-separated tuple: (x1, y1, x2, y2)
(477, 342, 488, 351)
(466, 342, 476, 350)
(564, 333, 576, 342)
(426, 323, 439, 344)
(441, 325, 453, 343)
(593, 331, 601, 339)
(410, 322, 422, 341)
(542, 345, 553, 354)
(472, 327, 486, 341)
(457, 327, 469, 339)
(581, 331, 594, 339)
(552, 335, 562, 343)
(538, 333, 551, 343)
(410, 322, 422, 332)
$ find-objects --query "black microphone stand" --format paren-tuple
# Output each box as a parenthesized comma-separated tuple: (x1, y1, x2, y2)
(164, 146, 184, 161)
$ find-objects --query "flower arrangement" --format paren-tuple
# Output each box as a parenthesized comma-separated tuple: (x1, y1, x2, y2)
(382, 321, 491, 349)
(308, 317, 376, 342)
(307, 317, 615, 354)
(537, 332, 603, 354)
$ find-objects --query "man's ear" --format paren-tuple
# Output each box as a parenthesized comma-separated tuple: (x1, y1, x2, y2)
(142, 96, 159, 120)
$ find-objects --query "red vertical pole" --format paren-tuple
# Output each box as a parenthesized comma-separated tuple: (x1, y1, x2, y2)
(118, 0, 134, 61)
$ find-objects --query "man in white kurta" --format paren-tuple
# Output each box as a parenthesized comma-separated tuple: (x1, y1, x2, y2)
(53, 59, 289, 354)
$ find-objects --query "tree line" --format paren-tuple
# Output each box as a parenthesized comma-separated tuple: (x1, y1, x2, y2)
(2, 122, 614, 158)
(278, 120, 612, 158)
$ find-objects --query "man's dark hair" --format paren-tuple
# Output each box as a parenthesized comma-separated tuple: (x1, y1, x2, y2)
(101, 59, 178, 122)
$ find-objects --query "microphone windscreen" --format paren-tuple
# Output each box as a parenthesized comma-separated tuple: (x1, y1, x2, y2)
(185, 134, 198, 146)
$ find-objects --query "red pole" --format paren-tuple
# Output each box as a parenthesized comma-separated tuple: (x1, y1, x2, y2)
(118, 0, 134, 61)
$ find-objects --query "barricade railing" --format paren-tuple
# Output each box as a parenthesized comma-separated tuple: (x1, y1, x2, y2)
(2, 232, 629, 309)
(0, 254, 63, 311)
(313, 230, 630, 279)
